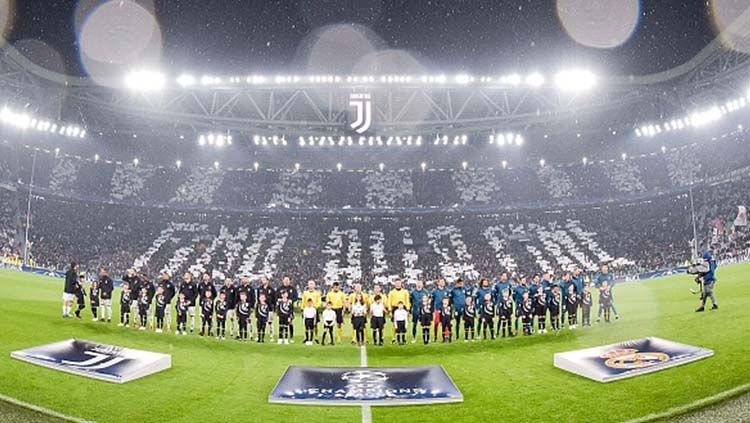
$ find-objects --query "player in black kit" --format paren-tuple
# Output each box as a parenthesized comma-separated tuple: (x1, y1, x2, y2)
(499, 289, 514, 337)
(463, 296, 476, 341)
(237, 292, 252, 341)
(599, 281, 613, 323)
(89, 279, 100, 321)
(118, 282, 132, 327)
(565, 284, 580, 329)
(439, 297, 453, 343)
(418, 295, 433, 345)
(219, 278, 237, 337)
(98, 269, 114, 323)
(154, 286, 167, 333)
(215, 291, 228, 340)
(480, 293, 495, 340)
(74, 275, 87, 319)
(276, 290, 293, 344)
(175, 292, 189, 335)
(137, 288, 150, 330)
(179, 272, 198, 334)
(534, 286, 548, 334)
(256, 294, 270, 343)
(200, 290, 214, 337)
(581, 285, 593, 326)
(548, 285, 562, 331)
(257, 277, 277, 341)
(520, 291, 534, 336)
(278, 276, 298, 340)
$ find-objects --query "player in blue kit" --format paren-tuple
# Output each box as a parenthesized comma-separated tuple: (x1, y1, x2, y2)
(410, 280, 429, 343)
(431, 278, 449, 342)
(449, 278, 469, 341)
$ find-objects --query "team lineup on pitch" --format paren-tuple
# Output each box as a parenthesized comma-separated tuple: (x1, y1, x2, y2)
(1, 262, 747, 422)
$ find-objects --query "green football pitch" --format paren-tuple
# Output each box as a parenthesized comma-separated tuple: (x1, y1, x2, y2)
(0, 263, 748, 423)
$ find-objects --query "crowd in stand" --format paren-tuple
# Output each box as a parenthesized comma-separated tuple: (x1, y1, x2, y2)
(3, 128, 750, 212)
(0, 132, 748, 285)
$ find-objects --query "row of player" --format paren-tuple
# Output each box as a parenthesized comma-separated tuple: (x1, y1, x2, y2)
(62, 263, 619, 345)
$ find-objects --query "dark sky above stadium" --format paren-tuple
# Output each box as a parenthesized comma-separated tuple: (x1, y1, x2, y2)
(6, 0, 721, 78)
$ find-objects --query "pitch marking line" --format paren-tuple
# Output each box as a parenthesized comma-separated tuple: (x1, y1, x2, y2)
(0, 392, 94, 423)
(359, 345, 372, 423)
(625, 382, 750, 423)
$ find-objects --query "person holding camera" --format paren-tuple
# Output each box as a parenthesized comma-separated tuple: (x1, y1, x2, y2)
(695, 251, 718, 312)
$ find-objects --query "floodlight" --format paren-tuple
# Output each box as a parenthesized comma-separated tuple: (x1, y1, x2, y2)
(525, 72, 545, 87)
(125, 70, 166, 92)
(176, 74, 196, 87)
(554, 69, 597, 92)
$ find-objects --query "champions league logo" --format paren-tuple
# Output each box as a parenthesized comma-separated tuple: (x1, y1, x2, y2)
(601, 348, 670, 370)
(270, 366, 463, 405)
(349, 93, 372, 134)
(341, 370, 390, 399)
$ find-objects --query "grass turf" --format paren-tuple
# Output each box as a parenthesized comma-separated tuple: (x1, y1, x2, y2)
(0, 263, 748, 422)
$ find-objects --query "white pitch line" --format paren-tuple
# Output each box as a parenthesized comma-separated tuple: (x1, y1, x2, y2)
(0, 392, 95, 423)
(624, 382, 750, 423)
(360, 345, 372, 423)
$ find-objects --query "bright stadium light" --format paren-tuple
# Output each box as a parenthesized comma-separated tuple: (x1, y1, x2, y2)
(176, 74, 196, 87)
(525, 72, 545, 88)
(554, 69, 597, 92)
(125, 70, 166, 92)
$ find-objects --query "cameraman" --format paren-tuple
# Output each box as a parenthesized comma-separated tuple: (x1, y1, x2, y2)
(696, 251, 718, 312)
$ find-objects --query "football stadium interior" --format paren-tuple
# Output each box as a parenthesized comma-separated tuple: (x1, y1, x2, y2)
(0, 1, 750, 422)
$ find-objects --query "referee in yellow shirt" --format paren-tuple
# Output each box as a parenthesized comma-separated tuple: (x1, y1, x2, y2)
(347, 283, 370, 344)
(326, 282, 347, 343)
(387, 279, 411, 344)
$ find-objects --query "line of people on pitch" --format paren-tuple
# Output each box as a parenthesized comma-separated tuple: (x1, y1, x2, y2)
(66, 265, 620, 345)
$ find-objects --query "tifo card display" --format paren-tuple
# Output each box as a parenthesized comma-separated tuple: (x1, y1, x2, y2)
(269, 366, 463, 406)
(11, 339, 171, 383)
(554, 337, 713, 383)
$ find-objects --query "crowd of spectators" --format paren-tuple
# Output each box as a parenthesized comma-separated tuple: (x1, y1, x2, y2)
(0, 132, 748, 285)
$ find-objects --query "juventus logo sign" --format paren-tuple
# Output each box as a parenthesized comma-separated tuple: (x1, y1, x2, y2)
(349, 93, 372, 134)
